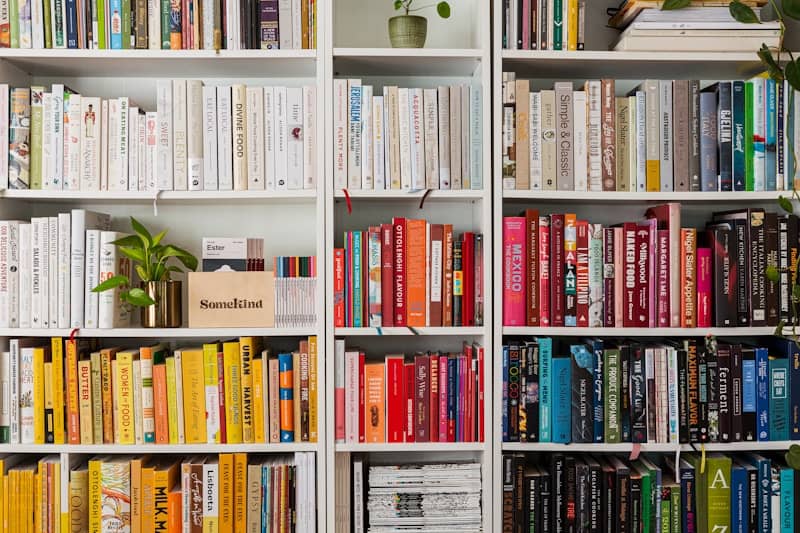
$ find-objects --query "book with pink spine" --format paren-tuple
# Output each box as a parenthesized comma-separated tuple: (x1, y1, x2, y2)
(656, 229, 671, 327)
(697, 247, 713, 328)
(503, 217, 527, 326)
(538, 217, 551, 326)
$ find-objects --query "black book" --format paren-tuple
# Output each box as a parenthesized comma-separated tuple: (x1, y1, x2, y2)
(524, 341, 540, 442)
(706, 343, 720, 442)
(629, 469, 642, 533)
(717, 343, 732, 442)
(585, 456, 602, 533)
(552, 454, 566, 533)
(524, 468, 539, 533)
(698, 344, 709, 443)
(503, 454, 515, 533)
(571, 345, 594, 443)
(765, 211, 780, 326)
(600, 457, 617, 533)
(734, 458, 758, 533)
(716, 81, 733, 190)
(685, 339, 701, 443)
(608, 456, 630, 533)
(741, 347, 758, 441)
(540, 467, 552, 533)
(751, 210, 768, 326)
(705, 223, 738, 327)
(590, 339, 604, 443)
(779, 216, 790, 324)
(515, 454, 525, 533)
(676, 344, 690, 443)
(508, 343, 521, 442)
(619, 344, 631, 443)
(564, 456, 577, 533)
(645, 347, 657, 443)
(730, 344, 744, 442)
(712, 211, 751, 325)
(629, 344, 647, 443)
(575, 458, 590, 533)
(788, 214, 799, 325)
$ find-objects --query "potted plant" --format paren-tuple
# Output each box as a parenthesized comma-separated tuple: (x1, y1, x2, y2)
(389, 0, 451, 48)
(92, 217, 198, 328)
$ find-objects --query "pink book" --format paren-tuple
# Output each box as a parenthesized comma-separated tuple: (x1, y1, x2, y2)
(458, 355, 467, 442)
(697, 247, 712, 328)
(344, 350, 360, 443)
(477, 345, 484, 442)
(439, 354, 448, 442)
(657, 230, 671, 327)
(643, 218, 658, 328)
(538, 217, 550, 326)
(503, 217, 527, 326)
(429, 355, 439, 442)
(521, 0, 531, 50)
(613, 227, 624, 327)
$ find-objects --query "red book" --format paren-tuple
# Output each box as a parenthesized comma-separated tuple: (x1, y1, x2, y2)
(414, 354, 430, 442)
(603, 227, 616, 327)
(549, 214, 565, 326)
(463, 343, 474, 442)
(333, 248, 345, 328)
(392, 218, 407, 327)
(358, 351, 366, 443)
(385, 355, 405, 443)
(634, 224, 651, 327)
(503, 217, 527, 326)
(381, 225, 394, 327)
(525, 209, 539, 326)
(622, 222, 638, 327)
(657, 229, 671, 327)
(697, 247, 712, 327)
(429, 354, 439, 442)
(643, 218, 658, 328)
(462, 232, 475, 327)
(576, 220, 590, 327)
(477, 344, 484, 442)
(539, 217, 550, 326)
(404, 362, 415, 442)
(438, 354, 448, 442)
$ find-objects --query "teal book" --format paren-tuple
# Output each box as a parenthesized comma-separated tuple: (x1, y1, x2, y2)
(352, 231, 363, 328)
(551, 355, 571, 443)
(765, 79, 777, 191)
(552, 0, 563, 50)
(537, 337, 552, 443)
(768, 357, 790, 441)
(779, 465, 793, 533)
(604, 348, 621, 443)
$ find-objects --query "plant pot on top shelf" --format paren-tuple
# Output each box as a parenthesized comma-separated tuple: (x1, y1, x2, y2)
(140, 280, 182, 328)
(388, 0, 450, 48)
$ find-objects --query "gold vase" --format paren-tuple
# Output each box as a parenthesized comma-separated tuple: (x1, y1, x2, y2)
(388, 15, 427, 48)
(140, 280, 182, 328)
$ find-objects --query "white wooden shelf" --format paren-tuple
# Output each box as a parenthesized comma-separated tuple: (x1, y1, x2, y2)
(502, 190, 790, 203)
(333, 48, 483, 77)
(335, 327, 486, 336)
(0, 442, 319, 454)
(0, 189, 318, 203)
(503, 326, 776, 337)
(334, 189, 485, 201)
(336, 442, 486, 453)
(503, 441, 799, 452)
(0, 48, 319, 77)
(0, 327, 319, 338)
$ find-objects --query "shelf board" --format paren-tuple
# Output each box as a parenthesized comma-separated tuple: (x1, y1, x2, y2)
(336, 442, 486, 452)
(503, 326, 776, 337)
(0, 442, 319, 454)
(0, 48, 318, 77)
(335, 326, 485, 336)
(0, 189, 318, 203)
(0, 327, 318, 338)
(334, 189, 484, 201)
(333, 48, 483, 77)
(501, 50, 765, 79)
(502, 442, 678, 453)
(503, 190, 789, 203)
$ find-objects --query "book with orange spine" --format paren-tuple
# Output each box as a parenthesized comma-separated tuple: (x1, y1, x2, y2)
(406, 219, 427, 326)
(268, 357, 280, 443)
(364, 363, 385, 442)
(232, 453, 247, 533)
(152, 357, 169, 444)
(308, 336, 318, 442)
(218, 454, 234, 533)
(153, 458, 179, 533)
(299, 340, 310, 442)
(140, 460, 155, 533)
(278, 353, 294, 442)
(50, 337, 65, 444)
(65, 339, 81, 444)
(167, 483, 181, 533)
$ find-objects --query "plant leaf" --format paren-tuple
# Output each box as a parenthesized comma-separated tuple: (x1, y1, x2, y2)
(123, 287, 157, 307)
(660, 0, 691, 9)
(758, 44, 784, 83)
(130, 217, 153, 247)
(152, 229, 168, 247)
(436, 1, 450, 18)
(779, 195, 795, 213)
(92, 274, 130, 293)
(135, 265, 148, 281)
(786, 444, 800, 470)
(766, 264, 780, 282)
(111, 235, 143, 248)
(786, 59, 800, 93)
(160, 245, 199, 272)
(775, 319, 787, 337)
(729, 0, 760, 23)
(793, 283, 800, 301)
(782, 0, 800, 20)
(394, 0, 402, 9)
(117, 245, 146, 263)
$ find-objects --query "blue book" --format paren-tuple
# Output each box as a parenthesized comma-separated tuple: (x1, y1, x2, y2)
(590, 338, 604, 443)
(731, 463, 748, 533)
(769, 336, 800, 439)
(278, 353, 294, 442)
(538, 337, 552, 443)
(743, 352, 757, 440)
(551, 355, 571, 443)
(679, 458, 697, 533)
(746, 453, 772, 533)
(447, 357, 457, 438)
(733, 81, 747, 190)
(779, 466, 794, 533)
(109, 0, 123, 48)
(502, 345, 509, 441)
(777, 81, 786, 190)
(769, 357, 790, 441)
(352, 231, 362, 328)
(261, 464, 269, 533)
(766, 79, 777, 191)
(756, 347, 770, 441)
(65, 0, 78, 47)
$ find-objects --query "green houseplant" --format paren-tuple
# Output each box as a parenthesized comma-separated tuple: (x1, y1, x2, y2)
(92, 217, 198, 328)
(389, 0, 451, 48)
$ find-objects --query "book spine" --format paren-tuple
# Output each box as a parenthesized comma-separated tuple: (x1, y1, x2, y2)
(680, 228, 697, 328)
(347, 80, 362, 189)
(659, 80, 673, 191)
(585, 81, 602, 191)
(644, 80, 660, 191)
(718, 82, 733, 191)
(555, 81, 574, 191)
(700, 91, 719, 191)
(541, 89, 556, 190)
(538, 217, 550, 326)
(673, 80, 690, 191)
(575, 91, 589, 191)
(156, 80, 173, 190)
(230, 84, 247, 190)
(600, 79, 616, 191)
(657, 229, 670, 327)
(216, 86, 233, 190)
(550, 214, 564, 327)
(603, 227, 615, 327)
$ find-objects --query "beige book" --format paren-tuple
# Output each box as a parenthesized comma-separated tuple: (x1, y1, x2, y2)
(616, 96, 630, 192)
(422, 89, 440, 189)
(268, 358, 280, 443)
(231, 84, 248, 190)
(515, 80, 530, 190)
(332, 80, 348, 189)
(385, 86, 401, 189)
(172, 80, 188, 190)
(246, 462, 261, 533)
(398, 88, 411, 189)
(130, 457, 145, 533)
(437, 86, 451, 189)
(540, 90, 557, 190)
(186, 80, 204, 191)
(246, 86, 265, 190)
(70, 466, 89, 533)
(449, 85, 462, 189)
(461, 85, 470, 190)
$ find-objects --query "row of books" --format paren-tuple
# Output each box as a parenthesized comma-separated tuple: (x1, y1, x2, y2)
(333, 340, 485, 444)
(501, 75, 800, 192)
(0, 0, 316, 50)
(2, 82, 317, 192)
(502, 204, 788, 329)
(0, 336, 318, 445)
(501, 337, 800, 444)
(332, 81, 483, 192)
(502, 451, 795, 533)
(0, 455, 62, 532)
(273, 256, 317, 329)
(502, 0, 586, 50)
(334, 219, 484, 328)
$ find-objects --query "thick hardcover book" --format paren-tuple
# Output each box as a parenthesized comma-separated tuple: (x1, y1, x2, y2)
(620, 344, 632, 442)
(601, 79, 616, 191)
(603, 227, 615, 327)
(570, 344, 594, 443)
(555, 82, 574, 191)
(414, 354, 430, 442)
(764, 212, 779, 326)
(507, 344, 521, 442)
(755, 347, 770, 441)
(717, 344, 732, 442)
(526, 210, 539, 326)
(659, 80, 673, 191)
(700, 90, 718, 191)
(779, 216, 790, 324)
(539, 218, 551, 326)
(392, 218, 407, 327)
(741, 347, 757, 441)
(524, 342, 540, 442)
(765, 79, 777, 191)
(550, 214, 565, 327)
(564, 456, 577, 531)
(769, 357, 790, 440)
(503, 217, 526, 326)
(680, 229, 697, 328)
(705, 224, 738, 327)
(591, 339, 604, 443)
(688, 80, 702, 191)
(685, 340, 700, 442)
(552, 356, 571, 443)
(604, 348, 621, 443)
(576, 221, 590, 327)
(634, 224, 650, 327)
(630, 344, 647, 443)
(551, 454, 565, 533)
(673, 80, 690, 191)
(564, 214, 577, 326)
(717, 82, 733, 190)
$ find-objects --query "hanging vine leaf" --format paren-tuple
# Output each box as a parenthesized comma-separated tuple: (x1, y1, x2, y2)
(661, 0, 691, 9)
(787, 444, 800, 470)
(729, 1, 761, 23)
(758, 44, 785, 83)
(786, 59, 800, 92)
(775, 319, 786, 337)
(782, 0, 800, 20)
(779, 195, 795, 213)
(436, 1, 451, 18)
(766, 264, 781, 282)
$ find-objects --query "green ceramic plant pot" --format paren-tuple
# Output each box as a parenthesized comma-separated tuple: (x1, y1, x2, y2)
(388, 15, 427, 48)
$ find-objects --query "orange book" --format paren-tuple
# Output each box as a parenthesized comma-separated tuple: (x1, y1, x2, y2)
(99, 347, 119, 444)
(364, 363, 385, 443)
(65, 339, 81, 444)
(167, 483, 181, 533)
(130, 457, 145, 533)
(218, 454, 234, 533)
(50, 337, 66, 444)
(140, 461, 155, 533)
(152, 361, 169, 444)
(405, 219, 427, 326)
(233, 453, 247, 532)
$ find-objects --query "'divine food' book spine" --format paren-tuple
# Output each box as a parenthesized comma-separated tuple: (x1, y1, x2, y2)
(231, 84, 248, 190)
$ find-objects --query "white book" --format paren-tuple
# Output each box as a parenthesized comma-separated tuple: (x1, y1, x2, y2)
(100, 99, 109, 190)
(264, 87, 276, 191)
(332, 79, 348, 190)
(203, 462, 219, 525)
(469, 86, 482, 190)
(409, 88, 425, 191)
(187, 80, 204, 191)
(30, 217, 46, 328)
(56, 213, 70, 329)
(0, 222, 11, 327)
(246, 86, 265, 190)
(145, 112, 158, 191)
(132, 359, 143, 444)
(19, 347, 34, 443)
(628, 96, 639, 192)
(174, 349, 185, 443)
(138, 114, 147, 191)
(667, 346, 679, 443)
(83, 229, 101, 329)
(286, 87, 304, 190)
(0, 352, 9, 438)
(291, 0, 301, 48)
(157, 80, 174, 190)
(437, 86, 451, 189)
(202, 0, 215, 49)
(278, 0, 292, 49)
(529, 91, 542, 190)
(275, 86, 288, 189)
(302, 86, 316, 190)
(107, 99, 123, 190)
(573, 91, 588, 192)
(2, 221, 22, 327)
(347, 79, 362, 189)
(659, 80, 674, 192)
(385, 86, 400, 189)
(128, 106, 140, 192)
(69, 210, 110, 328)
(635, 91, 647, 192)
(216, 86, 233, 190)
(18, 224, 31, 329)
(41, 92, 55, 190)
(172, 80, 188, 191)
(355, 85, 372, 191)
(30, 0, 43, 47)
(79, 97, 101, 191)
(449, 85, 462, 190)
(373, 95, 386, 190)
(51, 84, 65, 189)
(586, 80, 602, 191)
(461, 85, 470, 188)
(64, 93, 81, 190)
(48, 216, 57, 328)
(231, 84, 248, 190)
(752, 78, 766, 191)
(0, 85, 8, 189)
(202, 86, 218, 190)
(225, 0, 235, 49)
(98, 231, 133, 329)
(397, 88, 411, 190)
(205, 357, 220, 443)
(422, 89, 439, 190)
(148, 0, 160, 48)
(8, 340, 24, 443)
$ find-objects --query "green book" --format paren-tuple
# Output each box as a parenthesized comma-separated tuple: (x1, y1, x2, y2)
(29, 86, 44, 190)
(706, 454, 732, 533)
(660, 492, 671, 533)
(669, 483, 681, 533)
(42, 0, 52, 47)
(121, 0, 131, 48)
(9, 0, 18, 47)
(603, 348, 621, 443)
(553, 0, 563, 51)
(160, 0, 170, 48)
(686, 454, 708, 533)
(97, 0, 107, 48)
(52, 0, 64, 47)
(633, 462, 651, 533)
(745, 81, 754, 191)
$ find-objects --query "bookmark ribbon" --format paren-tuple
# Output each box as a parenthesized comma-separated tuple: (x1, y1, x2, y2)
(69, 328, 80, 343)
(628, 442, 641, 462)
(152, 190, 162, 217)
(342, 188, 352, 214)
(700, 443, 706, 474)
(417, 189, 432, 210)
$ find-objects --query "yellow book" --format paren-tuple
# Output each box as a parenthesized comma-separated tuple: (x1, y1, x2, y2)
(69, 466, 88, 533)
(54, 461, 63, 533)
(2, 474, 6, 533)
(88, 457, 104, 533)
(77, 359, 94, 444)
(218, 454, 233, 533)
(51, 337, 66, 444)
(140, 461, 155, 533)
(232, 453, 246, 533)
(180, 347, 206, 444)
(646, 160, 660, 192)
(33, 346, 47, 444)
(130, 456, 146, 533)
(202, 343, 221, 444)
(567, 0, 578, 50)
(308, 336, 318, 443)
(239, 337, 256, 444)
(33, 464, 41, 533)
(165, 356, 179, 444)
(114, 350, 136, 444)
(222, 342, 243, 444)
(252, 355, 265, 443)
(153, 459, 179, 533)
(8, 471, 14, 533)
(44, 361, 54, 443)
